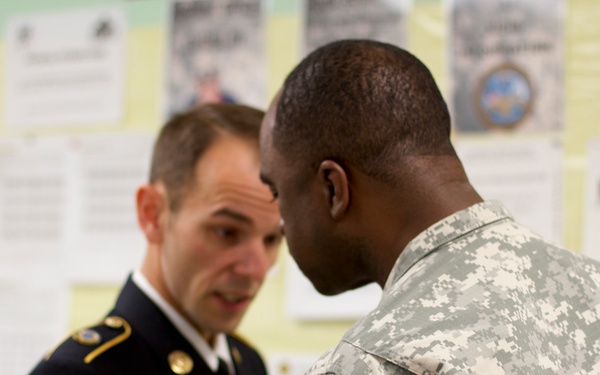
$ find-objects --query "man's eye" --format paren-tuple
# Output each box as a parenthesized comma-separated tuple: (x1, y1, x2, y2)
(264, 233, 282, 247)
(214, 227, 238, 240)
(269, 187, 279, 202)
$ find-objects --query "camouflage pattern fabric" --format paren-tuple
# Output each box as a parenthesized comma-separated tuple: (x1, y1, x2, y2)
(306, 201, 600, 374)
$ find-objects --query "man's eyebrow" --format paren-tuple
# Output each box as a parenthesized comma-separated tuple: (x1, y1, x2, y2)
(211, 208, 252, 224)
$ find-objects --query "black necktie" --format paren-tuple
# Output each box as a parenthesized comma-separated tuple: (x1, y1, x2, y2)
(215, 358, 230, 375)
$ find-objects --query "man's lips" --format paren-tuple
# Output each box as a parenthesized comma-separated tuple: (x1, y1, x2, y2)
(217, 292, 251, 304)
(213, 291, 254, 311)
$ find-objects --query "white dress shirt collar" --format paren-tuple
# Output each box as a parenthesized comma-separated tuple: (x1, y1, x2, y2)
(132, 271, 235, 374)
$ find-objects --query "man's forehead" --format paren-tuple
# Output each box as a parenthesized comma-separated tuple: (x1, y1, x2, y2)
(260, 103, 276, 143)
(207, 180, 275, 207)
(260, 90, 283, 177)
(262, 90, 281, 133)
(208, 184, 281, 229)
(258, 141, 277, 183)
(259, 117, 275, 169)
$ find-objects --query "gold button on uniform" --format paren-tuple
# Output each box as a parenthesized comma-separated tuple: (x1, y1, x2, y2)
(168, 350, 194, 374)
(104, 316, 123, 329)
(232, 347, 242, 365)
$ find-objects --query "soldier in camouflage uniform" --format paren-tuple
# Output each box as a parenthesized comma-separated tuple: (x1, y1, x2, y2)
(259, 39, 600, 374)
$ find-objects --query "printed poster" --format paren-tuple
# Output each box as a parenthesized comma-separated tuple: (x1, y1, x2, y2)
(0, 133, 154, 285)
(167, 0, 266, 116)
(0, 284, 68, 374)
(286, 254, 382, 320)
(0, 138, 70, 373)
(0, 133, 154, 375)
(448, 0, 565, 133)
(0, 137, 69, 283)
(304, 0, 410, 55)
(4, 7, 126, 128)
(65, 133, 154, 283)
(455, 138, 563, 245)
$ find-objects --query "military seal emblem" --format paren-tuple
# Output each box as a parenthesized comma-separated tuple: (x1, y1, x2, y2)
(475, 63, 533, 130)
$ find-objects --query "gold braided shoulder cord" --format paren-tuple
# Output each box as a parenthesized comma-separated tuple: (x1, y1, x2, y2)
(84, 317, 132, 364)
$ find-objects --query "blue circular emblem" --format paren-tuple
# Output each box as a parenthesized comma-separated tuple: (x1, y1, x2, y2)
(73, 328, 101, 346)
(475, 64, 532, 129)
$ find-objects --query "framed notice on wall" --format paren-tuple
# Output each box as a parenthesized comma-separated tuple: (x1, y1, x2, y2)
(448, 0, 565, 133)
(303, 0, 410, 56)
(455, 138, 563, 245)
(286, 254, 382, 321)
(4, 7, 126, 128)
(166, 0, 266, 117)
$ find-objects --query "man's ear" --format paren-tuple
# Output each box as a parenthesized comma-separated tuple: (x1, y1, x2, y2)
(318, 160, 349, 220)
(136, 183, 166, 244)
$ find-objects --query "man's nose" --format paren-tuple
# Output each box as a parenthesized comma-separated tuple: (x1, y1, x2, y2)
(232, 239, 269, 279)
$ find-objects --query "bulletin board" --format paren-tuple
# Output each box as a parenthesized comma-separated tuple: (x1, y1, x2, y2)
(0, 0, 599, 374)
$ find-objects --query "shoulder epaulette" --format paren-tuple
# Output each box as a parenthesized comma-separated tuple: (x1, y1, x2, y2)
(45, 316, 131, 364)
(82, 316, 131, 364)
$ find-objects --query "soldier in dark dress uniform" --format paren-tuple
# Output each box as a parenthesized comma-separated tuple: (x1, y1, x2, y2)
(30, 104, 284, 374)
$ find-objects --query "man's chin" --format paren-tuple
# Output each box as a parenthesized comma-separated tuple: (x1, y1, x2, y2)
(191, 316, 243, 340)
(312, 278, 374, 296)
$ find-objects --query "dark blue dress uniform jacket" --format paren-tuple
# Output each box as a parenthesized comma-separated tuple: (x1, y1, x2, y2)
(29, 276, 268, 374)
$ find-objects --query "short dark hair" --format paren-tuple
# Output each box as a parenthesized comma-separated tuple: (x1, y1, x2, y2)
(274, 39, 455, 184)
(150, 103, 264, 211)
